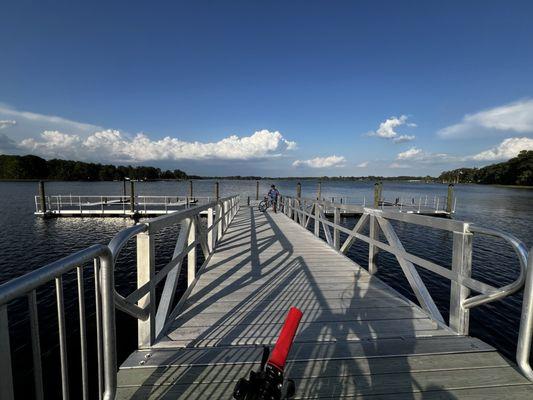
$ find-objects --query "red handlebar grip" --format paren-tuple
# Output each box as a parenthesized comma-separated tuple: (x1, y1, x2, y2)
(267, 307, 303, 371)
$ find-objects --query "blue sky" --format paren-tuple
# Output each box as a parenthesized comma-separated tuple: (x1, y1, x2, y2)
(1, 1, 533, 176)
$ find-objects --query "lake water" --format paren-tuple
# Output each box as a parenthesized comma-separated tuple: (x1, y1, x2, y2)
(1, 180, 532, 398)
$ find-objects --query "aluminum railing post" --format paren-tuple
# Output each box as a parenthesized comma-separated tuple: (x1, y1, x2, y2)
(333, 207, 340, 250)
(368, 215, 379, 274)
(314, 202, 320, 236)
(449, 229, 473, 335)
(207, 206, 214, 253)
(187, 218, 197, 286)
(217, 202, 223, 241)
(517, 247, 533, 382)
(100, 251, 117, 400)
(0, 306, 14, 399)
(136, 232, 155, 347)
(301, 200, 306, 227)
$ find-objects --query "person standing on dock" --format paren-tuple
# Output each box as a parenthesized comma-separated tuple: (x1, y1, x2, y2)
(268, 184, 280, 213)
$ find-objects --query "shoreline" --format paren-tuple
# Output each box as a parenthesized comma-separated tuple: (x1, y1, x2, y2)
(1, 178, 533, 188)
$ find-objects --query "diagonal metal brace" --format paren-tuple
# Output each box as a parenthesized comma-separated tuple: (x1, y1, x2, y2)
(340, 213, 369, 254)
(377, 216, 445, 324)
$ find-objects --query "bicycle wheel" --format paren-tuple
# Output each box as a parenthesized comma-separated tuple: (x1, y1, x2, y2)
(258, 200, 268, 212)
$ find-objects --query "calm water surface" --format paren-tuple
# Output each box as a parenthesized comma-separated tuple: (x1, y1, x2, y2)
(0, 180, 532, 398)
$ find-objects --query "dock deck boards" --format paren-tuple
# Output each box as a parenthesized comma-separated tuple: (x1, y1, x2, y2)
(116, 207, 532, 399)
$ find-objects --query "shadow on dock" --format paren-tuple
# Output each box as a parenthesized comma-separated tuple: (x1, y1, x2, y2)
(121, 207, 458, 399)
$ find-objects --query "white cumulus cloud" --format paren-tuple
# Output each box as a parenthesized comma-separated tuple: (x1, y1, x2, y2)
(395, 137, 533, 165)
(356, 161, 369, 168)
(471, 137, 533, 161)
(397, 147, 424, 160)
(20, 131, 82, 157)
(18, 129, 296, 162)
(393, 134, 416, 143)
(438, 99, 533, 138)
(368, 115, 416, 143)
(0, 120, 16, 130)
(396, 147, 454, 163)
(292, 155, 346, 168)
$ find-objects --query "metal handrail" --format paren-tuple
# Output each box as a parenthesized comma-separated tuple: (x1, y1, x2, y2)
(0, 244, 117, 400)
(463, 225, 528, 309)
(108, 224, 148, 261)
(517, 248, 533, 381)
(108, 223, 151, 319)
(106, 195, 239, 322)
(286, 196, 528, 307)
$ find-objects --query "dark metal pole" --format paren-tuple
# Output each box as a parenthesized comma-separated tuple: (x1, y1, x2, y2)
(130, 181, 135, 213)
(39, 181, 47, 214)
(256, 181, 259, 201)
(317, 182, 321, 200)
(215, 181, 220, 200)
(189, 180, 193, 200)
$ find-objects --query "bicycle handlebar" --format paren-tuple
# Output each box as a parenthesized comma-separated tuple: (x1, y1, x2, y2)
(268, 307, 303, 371)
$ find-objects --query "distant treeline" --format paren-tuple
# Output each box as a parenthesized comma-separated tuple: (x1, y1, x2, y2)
(439, 150, 533, 186)
(202, 175, 437, 182)
(0, 154, 188, 181)
(8, 152, 531, 185)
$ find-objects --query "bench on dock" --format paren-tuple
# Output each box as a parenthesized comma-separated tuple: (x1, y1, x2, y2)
(1, 195, 532, 399)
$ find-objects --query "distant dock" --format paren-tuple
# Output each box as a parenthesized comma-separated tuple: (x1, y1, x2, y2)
(34, 180, 456, 219)
(34, 180, 216, 218)
(34, 194, 211, 218)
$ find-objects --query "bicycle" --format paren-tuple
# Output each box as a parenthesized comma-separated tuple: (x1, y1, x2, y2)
(258, 196, 274, 212)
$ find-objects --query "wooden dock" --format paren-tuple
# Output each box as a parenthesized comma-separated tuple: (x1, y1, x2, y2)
(115, 207, 532, 399)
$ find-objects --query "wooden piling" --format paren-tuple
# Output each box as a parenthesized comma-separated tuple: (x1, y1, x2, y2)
(38, 181, 47, 214)
(214, 182, 220, 200)
(446, 184, 454, 213)
(373, 182, 382, 208)
(188, 180, 194, 200)
(296, 182, 302, 199)
(256, 181, 259, 201)
(317, 182, 322, 200)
